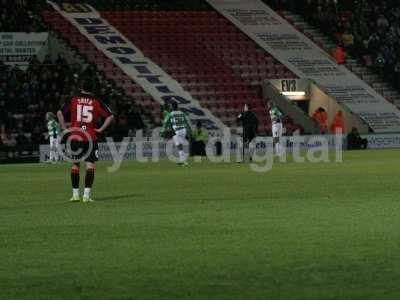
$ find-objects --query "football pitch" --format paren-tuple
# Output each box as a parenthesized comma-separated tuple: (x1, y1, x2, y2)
(1, 150, 400, 300)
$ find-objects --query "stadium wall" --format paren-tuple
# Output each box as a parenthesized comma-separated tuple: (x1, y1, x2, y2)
(39, 134, 400, 162)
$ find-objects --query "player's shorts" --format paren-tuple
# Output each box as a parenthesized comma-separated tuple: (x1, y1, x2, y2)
(173, 128, 187, 146)
(244, 131, 256, 143)
(272, 122, 283, 138)
(69, 140, 99, 163)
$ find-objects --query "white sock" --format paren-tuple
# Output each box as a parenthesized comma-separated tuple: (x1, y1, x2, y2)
(83, 188, 91, 199)
(275, 143, 281, 155)
(178, 150, 186, 162)
(73, 188, 79, 198)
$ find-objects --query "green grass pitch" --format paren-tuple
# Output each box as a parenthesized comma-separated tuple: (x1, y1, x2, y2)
(1, 150, 400, 300)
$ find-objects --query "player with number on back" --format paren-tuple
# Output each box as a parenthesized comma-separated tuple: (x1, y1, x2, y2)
(57, 80, 114, 203)
(160, 102, 192, 165)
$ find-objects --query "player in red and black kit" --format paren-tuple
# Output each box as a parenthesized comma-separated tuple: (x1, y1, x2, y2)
(57, 80, 114, 202)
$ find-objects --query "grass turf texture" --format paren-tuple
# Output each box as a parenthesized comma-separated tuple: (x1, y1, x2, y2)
(1, 149, 400, 300)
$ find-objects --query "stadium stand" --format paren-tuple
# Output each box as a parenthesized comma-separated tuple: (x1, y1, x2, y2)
(0, 3, 149, 147)
(0, 0, 47, 32)
(0, 57, 146, 146)
(5, 0, 353, 151)
(273, 0, 400, 107)
(84, 0, 212, 11)
(41, 0, 302, 134)
(42, 11, 163, 126)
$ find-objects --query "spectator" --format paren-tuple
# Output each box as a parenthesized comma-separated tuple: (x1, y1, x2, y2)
(191, 121, 208, 157)
(312, 107, 328, 134)
(331, 110, 344, 134)
(298, 0, 400, 91)
(15, 130, 29, 147)
(347, 127, 368, 149)
(341, 29, 355, 54)
(0, 0, 153, 160)
(332, 45, 346, 64)
(30, 126, 44, 145)
(1, 52, 147, 145)
(0, 127, 15, 146)
(0, 0, 46, 32)
(56, 54, 67, 65)
(393, 61, 400, 89)
(376, 14, 389, 29)
(127, 104, 145, 133)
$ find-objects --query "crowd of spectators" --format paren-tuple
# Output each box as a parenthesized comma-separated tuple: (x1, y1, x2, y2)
(265, 0, 356, 13)
(1, 0, 153, 150)
(48, 0, 211, 11)
(0, 0, 47, 32)
(0, 55, 145, 147)
(300, 0, 400, 90)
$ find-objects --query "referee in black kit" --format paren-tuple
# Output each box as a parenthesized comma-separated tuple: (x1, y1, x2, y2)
(237, 104, 259, 162)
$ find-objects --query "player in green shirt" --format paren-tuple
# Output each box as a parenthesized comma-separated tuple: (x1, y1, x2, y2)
(46, 112, 61, 163)
(161, 102, 192, 165)
(268, 102, 284, 156)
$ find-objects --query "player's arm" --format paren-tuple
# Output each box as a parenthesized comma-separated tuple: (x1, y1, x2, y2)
(253, 112, 259, 134)
(57, 107, 68, 131)
(203, 129, 209, 143)
(183, 113, 192, 135)
(57, 99, 71, 131)
(184, 113, 191, 129)
(95, 115, 114, 134)
(95, 100, 114, 134)
(160, 113, 171, 137)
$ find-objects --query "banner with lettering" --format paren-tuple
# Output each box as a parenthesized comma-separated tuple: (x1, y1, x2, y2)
(39, 132, 400, 162)
(48, 1, 225, 130)
(207, 0, 400, 132)
(0, 33, 48, 69)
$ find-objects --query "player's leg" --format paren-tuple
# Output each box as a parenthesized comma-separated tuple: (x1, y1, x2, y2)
(272, 123, 278, 155)
(176, 143, 184, 163)
(276, 123, 283, 156)
(70, 162, 81, 202)
(82, 142, 98, 202)
(241, 132, 247, 163)
(174, 129, 188, 164)
(54, 137, 59, 162)
(274, 124, 281, 156)
(49, 137, 55, 163)
(248, 134, 255, 162)
(82, 162, 95, 202)
(69, 139, 82, 202)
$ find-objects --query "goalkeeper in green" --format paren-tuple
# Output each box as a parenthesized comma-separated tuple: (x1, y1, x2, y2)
(161, 102, 192, 165)
(46, 112, 61, 163)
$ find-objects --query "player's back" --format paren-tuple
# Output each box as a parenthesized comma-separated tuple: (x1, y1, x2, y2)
(270, 107, 282, 122)
(170, 110, 188, 132)
(47, 119, 60, 138)
(62, 92, 112, 141)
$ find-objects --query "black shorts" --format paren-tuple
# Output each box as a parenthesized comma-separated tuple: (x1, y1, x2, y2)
(244, 131, 256, 143)
(69, 140, 99, 163)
